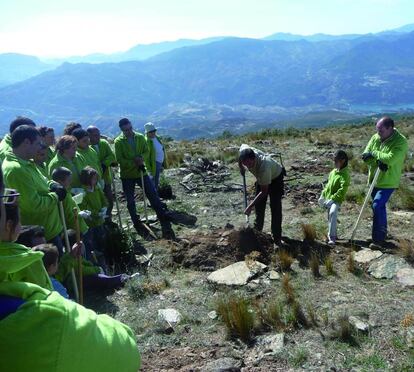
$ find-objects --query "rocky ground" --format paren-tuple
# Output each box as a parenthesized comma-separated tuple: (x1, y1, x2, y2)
(89, 119, 414, 371)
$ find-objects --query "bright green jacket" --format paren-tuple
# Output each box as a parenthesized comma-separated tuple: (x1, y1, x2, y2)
(48, 152, 88, 188)
(2, 153, 62, 240)
(79, 186, 108, 228)
(0, 241, 52, 290)
(321, 166, 351, 204)
(0, 134, 12, 163)
(144, 136, 167, 176)
(0, 282, 140, 372)
(62, 192, 89, 234)
(46, 147, 56, 165)
(36, 162, 49, 179)
(77, 146, 103, 180)
(114, 131, 149, 179)
(364, 129, 408, 189)
(93, 139, 116, 185)
(55, 253, 100, 283)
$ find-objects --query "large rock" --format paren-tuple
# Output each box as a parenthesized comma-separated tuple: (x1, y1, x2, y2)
(353, 248, 383, 264)
(368, 254, 410, 279)
(202, 357, 242, 372)
(252, 334, 285, 362)
(158, 308, 182, 325)
(396, 267, 414, 287)
(207, 261, 267, 286)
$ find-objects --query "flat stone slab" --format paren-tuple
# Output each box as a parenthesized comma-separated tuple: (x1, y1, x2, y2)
(368, 254, 410, 279)
(353, 248, 383, 264)
(207, 261, 267, 286)
(396, 267, 414, 287)
(349, 316, 370, 333)
(158, 308, 182, 325)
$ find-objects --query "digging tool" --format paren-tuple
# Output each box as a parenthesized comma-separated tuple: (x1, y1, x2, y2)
(73, 208, 84, 305)
(58, 202, 80, 303)
(242, 172, 250, 226)
(138, 166, 157, 240)
(350, 167, 381, 242)
(111, 169, 123, 229)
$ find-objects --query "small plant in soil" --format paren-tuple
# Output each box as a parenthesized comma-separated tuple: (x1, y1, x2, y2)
(398, 239, 414, 264)
(278, 250, 294, 271)
(324, 255, 336, 276)
(306, 303, 319, 327)
(291, 302, 310, 329)
(401, 313, 414, 328)
(347, 252, 357, 274)
(258, 300, 285, 331)
(302, 223, 317, 242)
(329, 315, 358, 346)
(216, 295, 255, 343)
(127, 276, 170, 300)
(282, 274, 296, 304)
(310, 253, 321, 278)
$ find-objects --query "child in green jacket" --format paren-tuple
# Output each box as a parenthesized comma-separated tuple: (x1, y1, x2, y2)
(318, 150, 351, 245)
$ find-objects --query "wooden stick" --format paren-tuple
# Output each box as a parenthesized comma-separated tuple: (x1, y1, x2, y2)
(111, 171, 123, 228)
(140, 172, 149, 222)
(73, 208, 84, 305)
(58, 202, 79, 303)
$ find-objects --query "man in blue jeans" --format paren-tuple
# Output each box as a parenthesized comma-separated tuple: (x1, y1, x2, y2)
(362, 117, 408, 249)
(114, 118, 175, 240)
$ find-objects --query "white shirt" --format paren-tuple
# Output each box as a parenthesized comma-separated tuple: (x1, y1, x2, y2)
(152, 137, 164, 163)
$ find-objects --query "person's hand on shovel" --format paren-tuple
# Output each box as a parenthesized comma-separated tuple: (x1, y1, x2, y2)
(244, 204, 254, 216)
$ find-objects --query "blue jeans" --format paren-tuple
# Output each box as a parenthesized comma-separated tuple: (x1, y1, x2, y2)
(371, 188, 394, 242)
(121, 175, 166, 226)
(154, 161, 163, 190)
(83, 226, 106, 267)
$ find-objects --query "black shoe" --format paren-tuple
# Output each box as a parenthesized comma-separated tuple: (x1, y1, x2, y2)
(161, 221, 176, 240)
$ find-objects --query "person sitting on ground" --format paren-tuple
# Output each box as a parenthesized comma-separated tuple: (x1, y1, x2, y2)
(318, 150, 351, 245)
(239, 144, 285, 247)
(87, 125, 118, 220)
(143, 122, 167, 191)
(63, 121, 82, 135)
(34, 142, 50, 179)
(115, 117, 175, 239)
(0, 116, 36, 163)
(48, 135, 88, 189)
(0, 202, 52, 290)
(2, 125, 65, 254)
(361, 117, 408, 249)
(0, 170, 141, 372)
(38, 126, 56, 164)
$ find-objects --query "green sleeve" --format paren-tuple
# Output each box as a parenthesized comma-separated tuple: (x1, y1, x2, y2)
(114, 140, 129, 170)
(101, 141, 116, 167)
(55, 253, 75, 282)
(371, 141, 408, 167)
(331, 173, 350, 203)
(363, 136, 377, 166)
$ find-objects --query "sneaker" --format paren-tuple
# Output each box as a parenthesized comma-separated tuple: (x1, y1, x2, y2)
(328, 239, 336, 246)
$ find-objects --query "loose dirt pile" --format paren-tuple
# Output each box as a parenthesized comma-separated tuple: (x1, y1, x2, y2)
(172, 227, 274, 271)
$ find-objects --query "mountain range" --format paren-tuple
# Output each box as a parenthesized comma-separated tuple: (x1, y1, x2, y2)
(1, 24, 414, 138)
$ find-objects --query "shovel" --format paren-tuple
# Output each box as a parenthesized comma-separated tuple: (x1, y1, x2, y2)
(139, 166, 158, 240)
(242, 172, 250, 226)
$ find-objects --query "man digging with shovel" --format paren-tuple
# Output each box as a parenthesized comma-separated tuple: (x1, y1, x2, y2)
(239, 144, 285, 248)
(361, 117, 408, 249)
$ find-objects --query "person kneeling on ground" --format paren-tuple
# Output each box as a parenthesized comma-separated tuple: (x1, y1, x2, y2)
(238, 144, 285, 247)
(318, 150, 351, 246)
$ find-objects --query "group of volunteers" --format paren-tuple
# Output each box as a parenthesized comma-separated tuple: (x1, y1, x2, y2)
(239, 116, 408, 248)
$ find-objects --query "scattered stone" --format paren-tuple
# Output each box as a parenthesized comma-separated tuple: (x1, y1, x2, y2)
(406, 327, 414, 349)
(253, 334, 285, 361)
(353, 248, 383, 264)
(396, 267, 414, 287)
(158, 308, 182, 325)
(182, 173, 195, 183)
(202, 357, 242, 372)
(208, 311, 218, 320)
(349, 316, 370, 333)
(268, 270, 281, 280)
(368, 254, 410, 279)
(207, 261, 267, 286)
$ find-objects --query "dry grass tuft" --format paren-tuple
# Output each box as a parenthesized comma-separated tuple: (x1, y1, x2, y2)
(401, 313, 414, 328)
(258, 301, 284, 331)
(278, 250, 294, 271)
(398, 239, 414, 264)
(302, 223, 317, 242)
(324, 255, 336, 276)
(347, 252, 357, 274)
(310, 253, 321, 278)
(282, 274, 296, 304)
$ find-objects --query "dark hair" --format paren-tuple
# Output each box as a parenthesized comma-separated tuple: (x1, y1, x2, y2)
(119, 118, 131, 128)
(334, 150, 349, 168)
(38, 126, 54, 137)
(239, 148, 256, 162)
(11, 125, 40, 148)
(52, 167, 72, 183)
(9, 116, 36, 134)
(63, 122, 82, 136)
(32, 244, 59, 268)
(378, 117, 394, 129)
(16, 225, 45, 247)
(86, 126, 99, 134)
(80, 166, 99, 186)
(5, 204, 19, 231)
(71, 128, 89, 141)
(55, 135, 78, 154)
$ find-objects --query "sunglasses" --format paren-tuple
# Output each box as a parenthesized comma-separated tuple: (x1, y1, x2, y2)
(0, 188, 20, 205)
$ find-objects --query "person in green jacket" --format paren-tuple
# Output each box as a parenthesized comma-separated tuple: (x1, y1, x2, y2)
(87, 126, 118, 220)
(362, 117, 408, 247)
(144, 122, 167, 191)
(0, 116, 36, 163)
(318, 150, 351, 245)
(115, 118, 175, 240)
(0, 202, 52, 290)
(2, 126, 66, 254)
(38, 126, 56, 165)
(48, 135, 88, 189)
(34, 142, 50, 179)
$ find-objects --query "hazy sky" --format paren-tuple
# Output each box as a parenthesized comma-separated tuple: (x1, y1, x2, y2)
(1, 0, 413, 57)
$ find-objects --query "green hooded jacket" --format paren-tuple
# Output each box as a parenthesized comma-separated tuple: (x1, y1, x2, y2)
(36, 162, 50, 179)
(93, 139, 116, 185)
(0, 241, 52, 290)
(321, 166, 351, 204)
(55, 253, 100, 283)
(144, 136, 167, 176)
(363, 129, 408, 189)
(46, 146, 56, 165)
(77, 146, 103, 180)
(79, 186, 108, 228)
(2, 153, 62, 241)
(62, 192, 89, 234)
(0, 134, 12, 163)
(0, 281, 140, 371)
(48, 152, 88, 189)
(114, 131, 148, 179)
